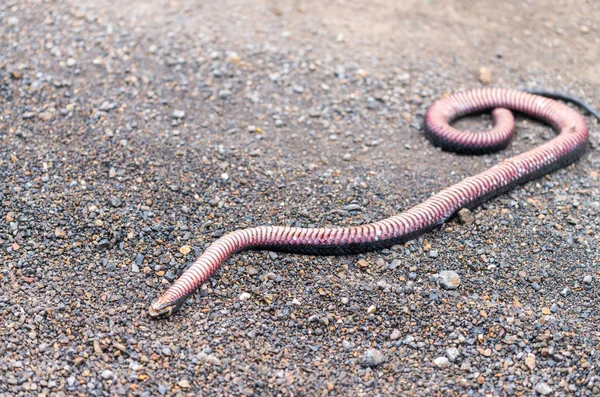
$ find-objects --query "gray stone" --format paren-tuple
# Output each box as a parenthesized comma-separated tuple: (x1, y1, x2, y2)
(534, 382, 552, 395)
(458, 208, 474, 225)
(100, 370, 113, 379)
(446, 347, 460, 362)
(438, 270, 461, 290)
(172, 110, 186, 119)
(434, 356, 450, 368)
(362, 349, 386, 367)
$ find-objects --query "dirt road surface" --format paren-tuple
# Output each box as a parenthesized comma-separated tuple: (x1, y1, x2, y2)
(1, 0, 599, 395)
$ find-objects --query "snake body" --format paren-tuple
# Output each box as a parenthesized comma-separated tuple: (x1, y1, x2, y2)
(149, 87, 595, 317)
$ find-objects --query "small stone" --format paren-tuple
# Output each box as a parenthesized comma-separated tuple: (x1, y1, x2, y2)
(178, 379, 191, 388)
(238, 292, 251, 301)
(38, 111, 53, 121)
(342, 153, 352, 161)
(361, 349, 385, 367)
(109, 197, 122, 207)
(291, 298, 301, 306)
(560, 287, 570, 296)
(135, 253, 144, 266)
(438, 270, 461, 290)
(93, 340, 103, 355)
(100, 370, 113, 379)
(158, 384, 169, 395)
(227, 51, 241, 64)
(342, 340, 353, 352)
(99, 101, 115, 111)
(458, 208, 474, 225)
(541, 307, 551, 315)
(580, 25, 590, 34)
(534, 382, 552, 395)
(131, 263, 140, 273)
(367, 305, 377, 314)
(54, 228, 67, 239)
(218, 89, 232, 99)
(179, 245, 191, 255)
(525, 353, 536, 371)
(390, 329, 402, 340)
(66, 58, 77, 67)
(246, 266, 258, 275)
(479, 67, 492, 84)
(434, 356, 450, 369)
(172, 110, 186, 119)
(263, 294, 274, 304)
(583, 275, 593, 285)
(357, 259, 369, 268)
(429, 250, 438, 258)
(550, 303, 559, 313)
(446, 347, 460, 362)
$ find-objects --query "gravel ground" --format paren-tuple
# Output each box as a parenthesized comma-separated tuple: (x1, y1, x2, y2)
(2, 0, 600, 396)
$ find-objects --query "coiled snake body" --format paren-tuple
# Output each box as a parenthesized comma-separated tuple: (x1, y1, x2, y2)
(149, 87, 598, 317)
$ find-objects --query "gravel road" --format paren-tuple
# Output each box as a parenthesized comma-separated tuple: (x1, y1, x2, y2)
(1, 0, 600, 395)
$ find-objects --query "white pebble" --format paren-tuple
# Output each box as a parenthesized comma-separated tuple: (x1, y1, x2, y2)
(238, 292, 251, 301)
(434, 357, 450, 369)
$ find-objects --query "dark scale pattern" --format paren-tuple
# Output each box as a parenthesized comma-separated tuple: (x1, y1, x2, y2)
(149, 88, 589, 317)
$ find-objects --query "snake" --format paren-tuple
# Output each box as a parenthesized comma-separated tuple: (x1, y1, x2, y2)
(149, 87, 599, 317)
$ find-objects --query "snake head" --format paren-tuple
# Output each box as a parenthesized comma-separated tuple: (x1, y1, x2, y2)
(148, 297, 184, 318)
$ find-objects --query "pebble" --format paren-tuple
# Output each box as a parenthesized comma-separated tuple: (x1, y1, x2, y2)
(246, 266, 258, 275)
(109, 197, 122, 207)
(479, 66, 492, 84)
(158, 384, 169, 395)
(100, 370, 113, 379)
(178, 379, 191, 388)
(438, 270, 461, 290)
(361, 349, 386, 367)
(434, 356, 450, 369)
(135, 253, 145, 266)
(342, 340, 353, 352)
(238, 292, 251, 301)
(390, 329, 402, 340)
(429, 249, 438, 258)
(457, 208, 474, 225)
(172, 110, 186, 119)
(534, 382, 552, 395)
(446, 347, 460, 362)
(583, 275, 593, 285)
(54, 228, 67, 238)
(367, 305, 377, 314)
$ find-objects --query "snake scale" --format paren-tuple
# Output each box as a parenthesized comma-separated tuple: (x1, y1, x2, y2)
(149, 87, 599, 317)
